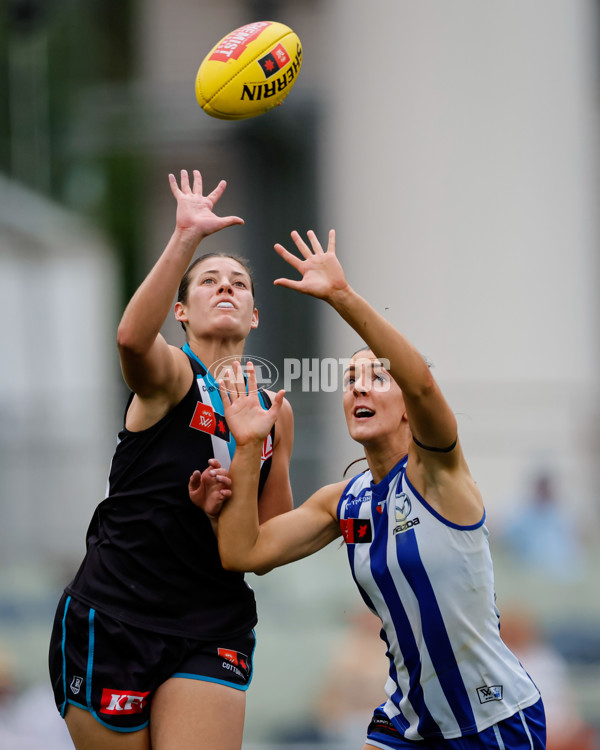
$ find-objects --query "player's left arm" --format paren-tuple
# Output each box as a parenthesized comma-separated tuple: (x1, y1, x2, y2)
(256, 395, 294, 523)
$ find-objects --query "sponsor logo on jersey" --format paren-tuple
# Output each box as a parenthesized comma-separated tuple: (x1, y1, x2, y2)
(100, 689, 150, 714)
(395, 493, 411, 522)
(70, 676, 83, 695)
(261, 433, 273, 467)
(218, 648, 250, 679)
(476, 684, 503, 703)
(394, 517, 420, 534)
(340, 518, 373, 544)
(345, 490, 372, 513)
(393, 492, 420, 535)
(190, 402, 230, 441)
(258, 44, 291, 78)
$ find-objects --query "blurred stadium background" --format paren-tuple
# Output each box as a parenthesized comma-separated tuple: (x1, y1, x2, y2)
(1, 0, 600, 747)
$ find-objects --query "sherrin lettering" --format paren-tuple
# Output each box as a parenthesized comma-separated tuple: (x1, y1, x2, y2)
(241, 45, 302, 102)
(196, 21, 302, 119)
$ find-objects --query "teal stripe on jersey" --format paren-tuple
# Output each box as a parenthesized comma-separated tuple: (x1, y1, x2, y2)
(183, 344, 270, 462)
(183, 344, 236, 460)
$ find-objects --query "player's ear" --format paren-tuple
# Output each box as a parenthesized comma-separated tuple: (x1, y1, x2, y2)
(175, 301, 188, 324)
(250, 307, 259, 330)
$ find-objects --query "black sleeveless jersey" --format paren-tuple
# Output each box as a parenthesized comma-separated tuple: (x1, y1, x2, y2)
(65, 348, 273, 639)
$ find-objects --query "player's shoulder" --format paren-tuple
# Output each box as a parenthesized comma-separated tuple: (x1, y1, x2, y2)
(307, 479, 349, 511)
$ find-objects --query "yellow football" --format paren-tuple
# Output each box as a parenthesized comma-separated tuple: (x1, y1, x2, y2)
(195, 21, 302, 120)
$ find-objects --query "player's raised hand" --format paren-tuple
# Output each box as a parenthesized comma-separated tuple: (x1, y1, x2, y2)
(219, 361, 285, 447)
(273, 229, 349, 302)
(169, 169, 244, 240)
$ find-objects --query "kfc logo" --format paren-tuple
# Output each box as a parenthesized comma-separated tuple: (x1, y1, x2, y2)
(100, 689, 149, 715)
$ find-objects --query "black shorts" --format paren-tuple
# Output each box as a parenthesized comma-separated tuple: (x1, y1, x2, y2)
(48, 592, 256, 732)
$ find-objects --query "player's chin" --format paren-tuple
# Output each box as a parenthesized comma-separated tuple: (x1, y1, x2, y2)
(347, 420, 377, 443)
(210, 319, 248, 336)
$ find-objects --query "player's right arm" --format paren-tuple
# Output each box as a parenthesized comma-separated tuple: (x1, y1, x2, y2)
(219, 454, 343, 575)
(116, 170, 243, 426)
(216, 362, 342, 574)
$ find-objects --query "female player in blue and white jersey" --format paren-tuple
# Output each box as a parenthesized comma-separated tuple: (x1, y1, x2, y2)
(215, 229, 546, 749)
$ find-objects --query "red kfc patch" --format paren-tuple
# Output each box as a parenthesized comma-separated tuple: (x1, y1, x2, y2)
(100, 689, 149, 715)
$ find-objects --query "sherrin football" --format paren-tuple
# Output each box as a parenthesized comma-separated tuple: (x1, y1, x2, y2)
(195, 21, 302, 120)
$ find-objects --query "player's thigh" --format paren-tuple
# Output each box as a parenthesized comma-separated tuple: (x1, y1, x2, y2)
(150, 676, 246, 750)
(65, 704, 151, 750)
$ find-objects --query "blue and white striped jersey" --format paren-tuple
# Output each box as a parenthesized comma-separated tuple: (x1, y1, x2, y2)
(337, 456, 540, 741)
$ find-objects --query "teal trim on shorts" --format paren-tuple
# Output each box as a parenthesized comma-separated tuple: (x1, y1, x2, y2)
(172, 628, 257, 692)
(170, 673, 251, 692)
(59, 596, 71, 718)
(86, 609, 95, 708)
(65, 699, 149, 733)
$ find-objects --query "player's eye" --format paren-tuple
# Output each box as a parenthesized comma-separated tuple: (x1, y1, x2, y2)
(234, 280, 247, 288)
(201, 277, 215, 284)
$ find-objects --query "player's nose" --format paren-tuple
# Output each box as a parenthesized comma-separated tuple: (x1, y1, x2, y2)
(218, 280, 234, 294)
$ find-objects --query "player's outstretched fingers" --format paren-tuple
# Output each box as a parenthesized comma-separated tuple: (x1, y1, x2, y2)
(192, 169, 204, 195)
(206, 179, 227, 205)
(290, 230, 313, 259)
(306, 230, 325, 255)
(273, 242, 303, 272)
(180, 169, 191, 193)
(168, 173, 182, 198)
(326, 229, 336, 253)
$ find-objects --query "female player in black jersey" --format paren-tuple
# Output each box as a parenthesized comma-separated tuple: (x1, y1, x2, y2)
(48, 170, 294, 750)
(213, 229, 546, 749)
